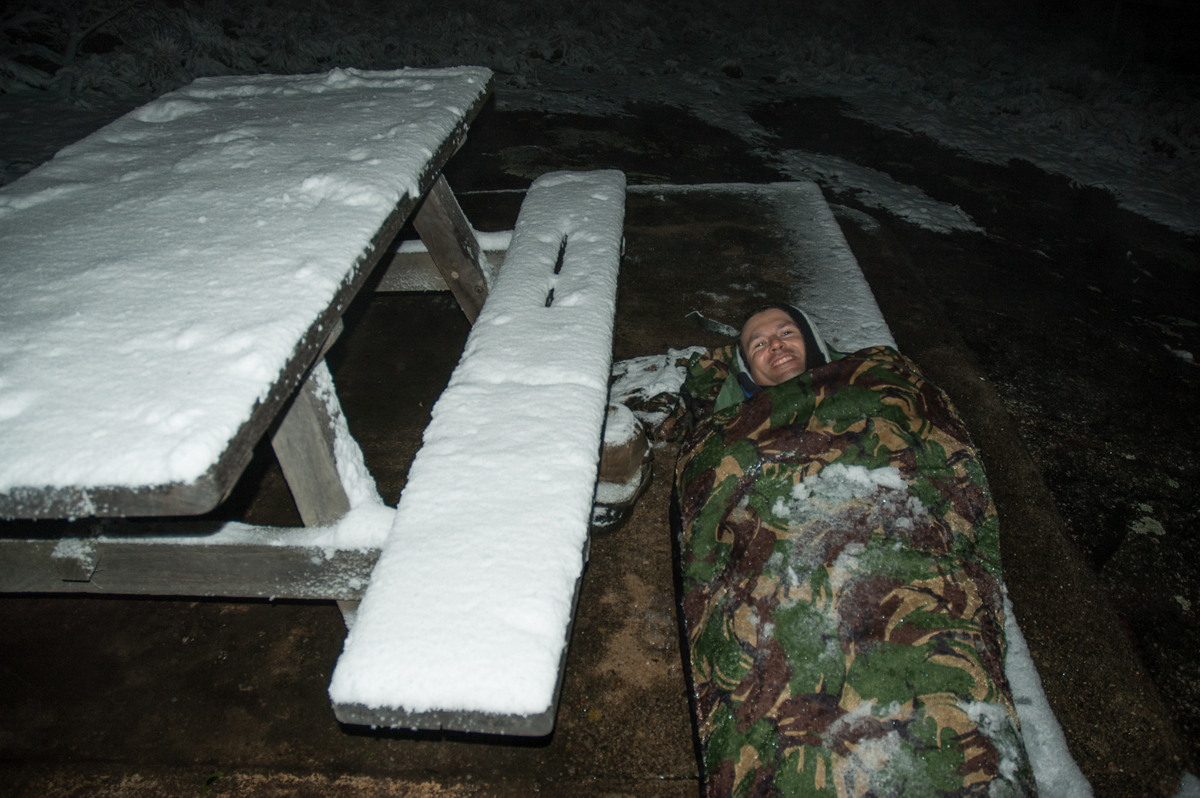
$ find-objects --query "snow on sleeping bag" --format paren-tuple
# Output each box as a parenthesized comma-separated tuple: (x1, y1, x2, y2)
(670, 343, 1035, 796)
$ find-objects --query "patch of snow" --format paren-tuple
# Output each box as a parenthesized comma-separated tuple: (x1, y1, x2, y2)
(774, 149, 984, 234)
(632, 183, 894, 352)
(593, 471, 644, 505)
(105, 502, 395, 554)
(50, 536, 95, 561)
(311, 360, 385, 513)
(780, 464, 917, 519)
(601, 402, 640, 448)
(1004, 594, 1094, 797)
(608, 346, 705, 430)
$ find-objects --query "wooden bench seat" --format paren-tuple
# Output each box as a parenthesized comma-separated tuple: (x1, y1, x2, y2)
(329, 169, 627, 736)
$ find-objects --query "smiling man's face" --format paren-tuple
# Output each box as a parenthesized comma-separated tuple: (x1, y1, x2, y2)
(740, 307, 808, 386)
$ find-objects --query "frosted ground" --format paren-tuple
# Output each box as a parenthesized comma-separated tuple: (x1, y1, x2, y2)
(1, 0, 1197, 795)
(2, 0, 1198, 237)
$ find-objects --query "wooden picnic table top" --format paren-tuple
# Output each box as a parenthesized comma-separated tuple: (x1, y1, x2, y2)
(0, 67, 493, 520)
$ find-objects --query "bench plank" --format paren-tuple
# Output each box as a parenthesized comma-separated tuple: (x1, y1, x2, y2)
(0, 523, 378, 599)
(329, 170, 626, 735)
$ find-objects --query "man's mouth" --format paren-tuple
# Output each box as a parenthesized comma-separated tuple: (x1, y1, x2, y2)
(770, 353, 795, 369)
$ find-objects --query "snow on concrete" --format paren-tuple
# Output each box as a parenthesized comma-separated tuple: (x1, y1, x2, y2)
(635, 183, 894, 353)
(1004, 594, 1094, 798)
(774, 150, 984, 235)
(770, 181, 896, 352)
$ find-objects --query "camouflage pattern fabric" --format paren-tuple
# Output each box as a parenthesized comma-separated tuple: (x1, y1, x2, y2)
(674, 344, 1035, 797)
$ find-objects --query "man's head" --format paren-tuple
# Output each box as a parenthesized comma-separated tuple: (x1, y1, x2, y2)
(739, 306, 809, 386)
(737, 303, 829, 388)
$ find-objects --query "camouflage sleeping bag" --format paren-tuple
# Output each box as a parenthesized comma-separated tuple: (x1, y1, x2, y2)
(671, 343, 1035, 796)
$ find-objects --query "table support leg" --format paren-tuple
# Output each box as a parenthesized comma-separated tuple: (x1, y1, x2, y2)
(271, 367, 352, 527)
(273, 350, 383, 629)
(414, 174, 490, 323)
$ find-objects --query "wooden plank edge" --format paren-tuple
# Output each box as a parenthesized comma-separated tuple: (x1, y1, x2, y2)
(0, 534, 378, 600)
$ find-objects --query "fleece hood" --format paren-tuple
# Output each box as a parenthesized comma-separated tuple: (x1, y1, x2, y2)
(715, 304, 836, 410)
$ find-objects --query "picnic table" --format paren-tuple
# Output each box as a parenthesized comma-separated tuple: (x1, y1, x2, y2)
(0, 66, 628, 736)
(0, 66, 493, 521)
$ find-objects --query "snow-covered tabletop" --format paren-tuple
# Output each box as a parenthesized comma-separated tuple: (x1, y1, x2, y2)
(0, 66, 493, 519)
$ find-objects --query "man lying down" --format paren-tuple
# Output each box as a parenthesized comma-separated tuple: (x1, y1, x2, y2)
(655, 303, 1035, 796)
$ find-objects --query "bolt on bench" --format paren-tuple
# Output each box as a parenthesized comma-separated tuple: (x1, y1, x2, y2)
(0, 65, 627, 737)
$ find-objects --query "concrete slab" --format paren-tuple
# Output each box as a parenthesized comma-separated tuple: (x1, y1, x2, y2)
(0, 183, 1188, 797)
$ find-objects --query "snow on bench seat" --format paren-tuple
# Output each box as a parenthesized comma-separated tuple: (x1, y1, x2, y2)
(329, 170, 626, 736)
